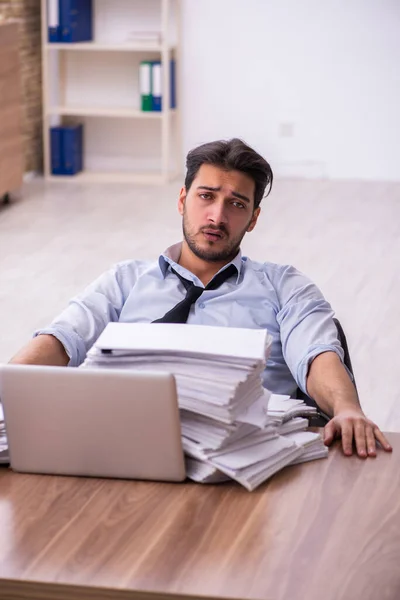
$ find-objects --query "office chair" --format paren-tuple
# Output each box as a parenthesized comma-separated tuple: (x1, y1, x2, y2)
(296, 318, 357, 427)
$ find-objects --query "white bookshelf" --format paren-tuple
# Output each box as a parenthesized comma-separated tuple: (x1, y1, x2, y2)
(41, 0, 182, 184)
(44, 42, 175, 52)
(49, 106, 177, 118)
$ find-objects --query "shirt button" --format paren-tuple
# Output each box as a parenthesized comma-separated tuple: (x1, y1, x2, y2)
(199, 303, 205, 309)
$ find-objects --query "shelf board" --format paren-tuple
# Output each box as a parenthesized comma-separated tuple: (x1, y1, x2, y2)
(45, 42, 174, 52)
(45, 171, 178, 185)
(47, 106, 176, 119)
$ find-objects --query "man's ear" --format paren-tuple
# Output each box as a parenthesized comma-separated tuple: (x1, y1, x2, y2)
(247, 207, 261, 232)
(178, 186, 186, 216)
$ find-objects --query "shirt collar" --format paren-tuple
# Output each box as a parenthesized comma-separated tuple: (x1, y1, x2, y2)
(158, 242, 243, 284)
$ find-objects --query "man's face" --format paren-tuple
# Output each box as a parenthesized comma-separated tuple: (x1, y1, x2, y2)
(178, 164, 260, 263)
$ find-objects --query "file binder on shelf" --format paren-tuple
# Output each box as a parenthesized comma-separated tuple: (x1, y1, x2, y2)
(140, 61, 153, 112)
(50, 124, 83, 176)
(50, 127, 64, 175)
(151, 62, 162, 112)
(47, 0, 61, 42)
(63, 124, 83, 175)
(60, 0, 93, 43)
(151, 60, 177, 111)
(170, 59, 176, 109)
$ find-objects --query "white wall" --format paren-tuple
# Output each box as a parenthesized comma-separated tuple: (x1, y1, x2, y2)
(181, 0, 400, 181)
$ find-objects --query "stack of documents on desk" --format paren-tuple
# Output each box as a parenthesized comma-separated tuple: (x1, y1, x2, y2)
(185, 429, 327, 490)
(83, 323, 327, 491)
(185, 435, 304, 491)
(0, 404, 9, 464)
(183, 389, 326, 491)
(83, 323, 271, 423)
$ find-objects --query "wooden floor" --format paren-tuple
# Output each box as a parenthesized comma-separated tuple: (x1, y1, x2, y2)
(1, 177, 399, 431)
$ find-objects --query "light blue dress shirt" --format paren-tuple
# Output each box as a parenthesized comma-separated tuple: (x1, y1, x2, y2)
(35, 242, 344, 396)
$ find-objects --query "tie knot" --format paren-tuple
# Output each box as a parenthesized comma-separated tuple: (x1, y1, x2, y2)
(186, 284, 204, 302)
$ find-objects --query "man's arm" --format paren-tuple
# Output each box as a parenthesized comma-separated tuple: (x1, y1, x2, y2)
(272, 264, 392, 458)
(307, 351, 392, 457)
(9, 261, 136, 368)
(9, 334, 69, 366)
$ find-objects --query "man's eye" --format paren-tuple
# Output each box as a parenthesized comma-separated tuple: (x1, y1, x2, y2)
(199, 193, 212, 200)
(232, 201, 245, 209)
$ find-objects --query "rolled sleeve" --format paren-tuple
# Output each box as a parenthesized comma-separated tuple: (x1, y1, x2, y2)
(34, 262, 137, 367)
(33, 326, 86, 367)
(274, 265, 345, 394)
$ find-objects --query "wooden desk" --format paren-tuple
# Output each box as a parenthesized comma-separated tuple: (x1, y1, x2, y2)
(0, 434, 399, 600)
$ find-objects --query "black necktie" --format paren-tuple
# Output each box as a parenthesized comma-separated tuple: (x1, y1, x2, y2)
(152, 263, 237, 324)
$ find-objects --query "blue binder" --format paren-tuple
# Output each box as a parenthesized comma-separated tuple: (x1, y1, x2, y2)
(63, 124, 83, 175)
(151, 60, 177, 111)
(60, 0, 93, 43)
(170, 59, 176, 109)
(50, 124, 83, 176)
(151, 62, 162, 112)
(50, 127, 64, 175)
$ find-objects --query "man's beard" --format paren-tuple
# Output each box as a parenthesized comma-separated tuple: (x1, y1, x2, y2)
(182, 209, 250, 263)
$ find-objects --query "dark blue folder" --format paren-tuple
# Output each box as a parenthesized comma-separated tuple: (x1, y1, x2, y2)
(50, 127, 64, 175)
(63, 124, 83, 175)
(170, 59, 176, 109)
(60, 0, 93, 43)
(50, 124, 83, 176)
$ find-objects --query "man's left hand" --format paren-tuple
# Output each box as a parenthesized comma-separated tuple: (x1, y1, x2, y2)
(323, 408, 393, 457)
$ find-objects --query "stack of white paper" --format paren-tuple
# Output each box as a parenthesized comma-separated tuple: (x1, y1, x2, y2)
(286, 431, 329, 464)
(183, 404, 325, 492)
(185, 430, 327, 491)
(185, 456, 230, 484)
(180, 409, 265, 451)
(180, 389, 328, 488)
(83, 323, 271, 423)
(82, 323, 328, 491)
(185, 436, 304, 491)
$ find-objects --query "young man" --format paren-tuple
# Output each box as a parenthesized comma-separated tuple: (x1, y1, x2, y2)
(11, 138, 392, 458)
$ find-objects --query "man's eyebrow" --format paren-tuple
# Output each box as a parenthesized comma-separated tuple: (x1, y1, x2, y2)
(196, 186, 251, 203)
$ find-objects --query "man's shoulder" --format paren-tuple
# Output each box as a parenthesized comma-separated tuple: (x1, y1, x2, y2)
(113, 257, 157, 275)
(243, 257, 302, 278)
(114, 258, 158, 271)
(106, 258, 159, 290)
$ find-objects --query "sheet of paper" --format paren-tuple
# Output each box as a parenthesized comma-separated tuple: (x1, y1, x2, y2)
(284, 430, 323, 447)
(210, 435, 296, 470)
(278, 417, 309, 435)
(236, 388, 271, 427)
(93, 322, 271, 362)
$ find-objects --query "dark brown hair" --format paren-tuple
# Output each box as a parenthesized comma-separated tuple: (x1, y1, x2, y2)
(184, 138, 273, 209)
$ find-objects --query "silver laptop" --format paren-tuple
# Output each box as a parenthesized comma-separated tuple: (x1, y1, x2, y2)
(0, 365, 186, 482)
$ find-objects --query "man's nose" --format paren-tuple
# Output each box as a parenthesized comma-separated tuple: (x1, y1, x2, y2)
(207, 201, 228, 225)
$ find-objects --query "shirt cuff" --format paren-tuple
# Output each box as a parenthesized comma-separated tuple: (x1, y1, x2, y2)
(33, 326, 86, 367)
(296, 343, 353, 395)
